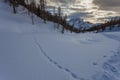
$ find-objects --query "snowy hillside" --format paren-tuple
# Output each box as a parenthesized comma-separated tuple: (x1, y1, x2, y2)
(0, 1, 120, 80)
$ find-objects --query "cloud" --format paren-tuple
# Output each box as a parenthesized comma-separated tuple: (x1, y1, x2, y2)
(47, 0, 76, 4)
(93, 0, 120, 11)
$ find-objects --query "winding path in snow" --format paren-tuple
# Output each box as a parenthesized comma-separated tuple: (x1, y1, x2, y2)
(34, 38, 85, 80)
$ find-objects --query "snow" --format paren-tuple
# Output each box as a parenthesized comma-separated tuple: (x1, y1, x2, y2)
(34, 32, 119, 80)
(0, 1, 120, 80)
(92, 32, 120, 80)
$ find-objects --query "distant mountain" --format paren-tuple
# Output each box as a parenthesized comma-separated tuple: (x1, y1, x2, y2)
(68, 18, 93, 30)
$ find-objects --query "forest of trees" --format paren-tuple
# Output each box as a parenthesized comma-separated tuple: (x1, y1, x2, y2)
(84, 17, 120, 33)
(4, 0, 120, 33)
(4, 0, 81, 33)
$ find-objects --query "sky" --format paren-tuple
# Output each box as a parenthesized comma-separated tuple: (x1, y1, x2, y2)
(93, 0, 120, 11)
(46, 0, 120, 11)
(35, 0, 120, 23)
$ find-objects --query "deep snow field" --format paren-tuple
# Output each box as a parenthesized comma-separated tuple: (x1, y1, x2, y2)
(0, 1, 120, 80)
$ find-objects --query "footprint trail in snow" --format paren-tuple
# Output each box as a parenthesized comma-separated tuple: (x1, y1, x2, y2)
(34, 38, 86, 80)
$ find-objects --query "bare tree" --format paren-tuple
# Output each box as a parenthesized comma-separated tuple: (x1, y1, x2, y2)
(53, 7, 57, 29)
(61, 15, 67, 34)
(30, 0, 35, 25)
(39, 0, 46, 23)
(39, 0, 46, 11)
(57, 6, 61, 29)
(26, 0, 30, 15)
(11, 0, 17, 14)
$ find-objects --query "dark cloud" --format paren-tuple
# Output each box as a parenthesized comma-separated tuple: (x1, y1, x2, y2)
(93, 0, 120, 11)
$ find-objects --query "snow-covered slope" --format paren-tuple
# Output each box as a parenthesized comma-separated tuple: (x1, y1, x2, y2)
(0, 1, 120, 80)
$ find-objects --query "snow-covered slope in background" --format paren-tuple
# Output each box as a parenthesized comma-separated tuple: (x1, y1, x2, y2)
(0, 1, 120, 80)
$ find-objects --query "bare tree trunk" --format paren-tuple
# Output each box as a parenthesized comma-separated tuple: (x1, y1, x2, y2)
(57, 7, 61, 29)
(61, 26, 64, 34)
(31, 13, 34, 25)
(11, 0, 17, 14)
(13, 4, 16, 14)
(30, 0, 35, 25)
